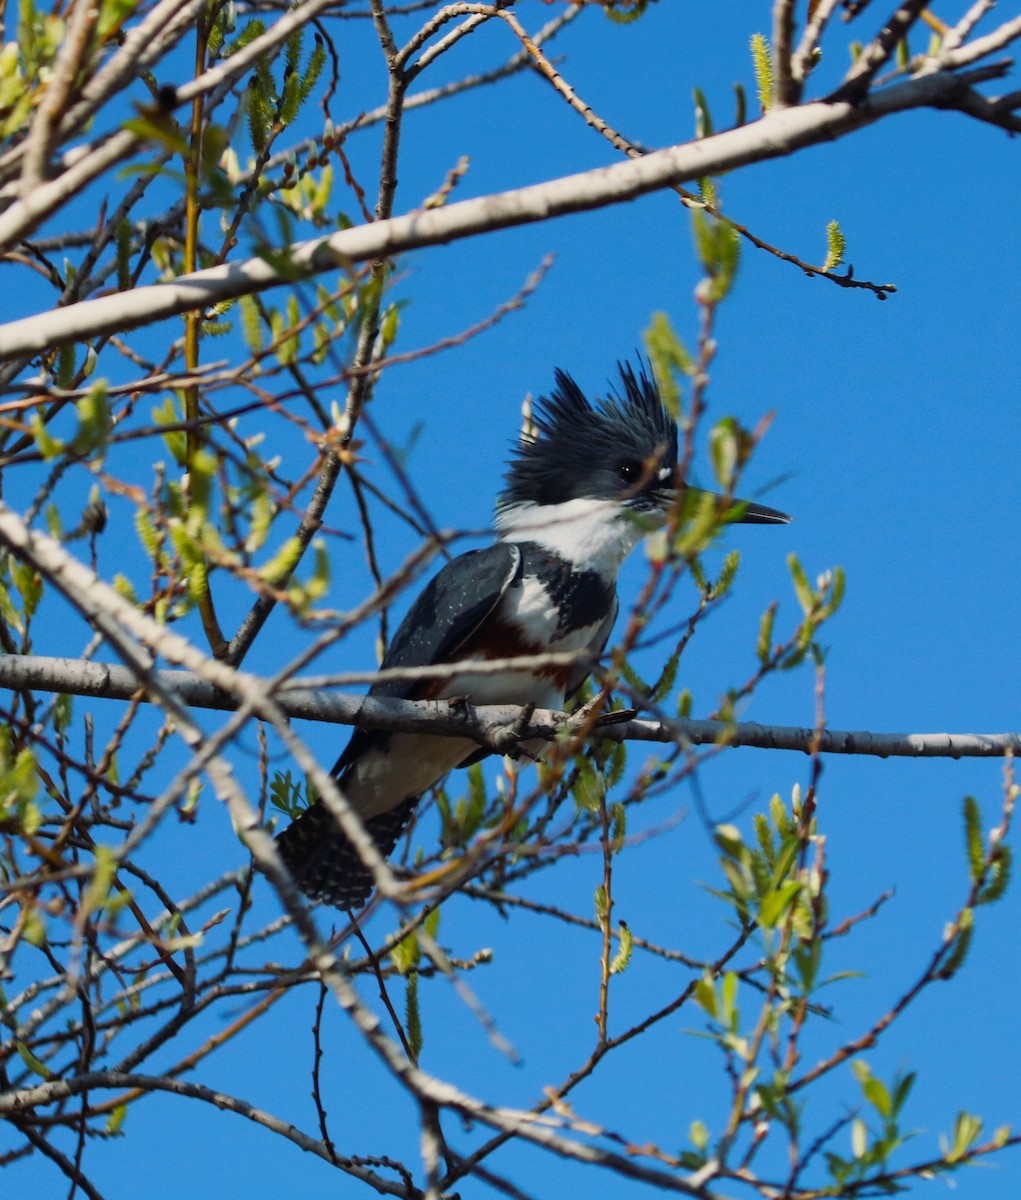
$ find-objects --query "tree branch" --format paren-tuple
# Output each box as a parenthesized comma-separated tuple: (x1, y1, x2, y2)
(2, 62, 1018, 358)
(1, 654, 1018, 760)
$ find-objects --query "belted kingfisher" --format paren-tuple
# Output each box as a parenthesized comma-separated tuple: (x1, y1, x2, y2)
(276, 362, 789, 909)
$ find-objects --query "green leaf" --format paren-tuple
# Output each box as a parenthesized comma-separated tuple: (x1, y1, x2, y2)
(390, 927, 420, 976)
(852, 1061, 892, 1118)
(30, 412, 64, 460)
(891, 1070, 916, 1117)
(758, 880, 800, 929)
(896, 35, 910, 70)
(0, 733, 41, 832)
(123, 112, 187, 155)
(609, 801, 626, 854)
(380, 302, 400, 351)
(864, 1076, 891, 1118)
(719, 970, 738, 1030)
(978, 842, 1011, 906)
(757, 602, 777, 664)
(185, 448, 215, 527)
(80, 844, 119, 918)
(71, 380, 111, 456)
(54, 693, 72, 734)
(134, 508, 160, 562)
(15, 1040, 52, 1079)
(152, 394, 187, 466)
(733, 81, 747, 128)
(709, 417, 738, 489)
(245, 485, 274, 553)
(259, 535, 302, 586)
(11, 560, 42, 621)
(105, 1102, 128, 1135)
(456, 762, 487, 842)
(239, 293, 265, 353)
(694, 972, 717, 1019)
(820, 565, 846, 618)
(963, 795, 984, 882)
(643, 312, 692, 419)
(851, 1116, 868, 1160)
(938, 908, 973, 980)
(22, 906, 46, 947)
(55, 342, 75, 387)
(405, 972, 422, 1061)
(753, 810, 775, 863)
(788, 553, 814, 615)
(692, 209, 716, 274)
(944, 1111, 983, 1163)
(269, 770, 307, 818)
(692, 87, 713, 139)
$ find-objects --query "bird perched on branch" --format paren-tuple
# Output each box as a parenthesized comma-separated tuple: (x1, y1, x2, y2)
(275, 362, 789, 909)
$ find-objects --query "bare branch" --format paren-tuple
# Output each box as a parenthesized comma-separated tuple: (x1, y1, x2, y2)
(2, 653, 1020, 760)
(3, 64, 1019, 358)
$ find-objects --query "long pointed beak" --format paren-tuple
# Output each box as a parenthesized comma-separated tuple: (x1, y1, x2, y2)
(728, 497, 791, 524)
(669, 486, 791, 525)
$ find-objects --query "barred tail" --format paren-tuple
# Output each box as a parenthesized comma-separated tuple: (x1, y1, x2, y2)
(275, 797, 418, 910)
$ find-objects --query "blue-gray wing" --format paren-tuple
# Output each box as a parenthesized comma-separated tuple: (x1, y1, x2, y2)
(333, 543, 521, 774)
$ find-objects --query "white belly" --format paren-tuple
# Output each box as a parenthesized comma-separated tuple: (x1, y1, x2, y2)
(345, 571, 609, 819)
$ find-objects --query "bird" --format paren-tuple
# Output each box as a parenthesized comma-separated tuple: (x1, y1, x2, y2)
(275, 361, 789, 909)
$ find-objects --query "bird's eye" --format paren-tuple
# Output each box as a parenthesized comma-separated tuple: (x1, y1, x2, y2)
(617, 461, 642, 484)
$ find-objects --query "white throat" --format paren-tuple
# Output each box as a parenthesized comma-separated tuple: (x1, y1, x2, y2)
(494, 498, 645, 578)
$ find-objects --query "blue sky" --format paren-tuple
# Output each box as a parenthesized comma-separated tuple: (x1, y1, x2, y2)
(3, 3, 1021, 1198)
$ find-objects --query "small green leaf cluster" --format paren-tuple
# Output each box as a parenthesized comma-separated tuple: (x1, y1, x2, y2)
(781, 554, 845, 668)
(277, 163, 335, 226)
(824, 1060, 917, 1188)
(692, 209, 741, 304)
(131, 391, 338, 621)
(963, 793, 1012, 908)
(78, 844, 134, 929)
(238, 278, 358, 369)
(940, 795, 1014, 980)
(31, 379, 108, 462)
(234, 22, 325, 155)
(437, 761, 489, 850)
(690, 86, 747, 142)
(269, 770, 316, 820)
(0, 554, 44, 645)
(2, 0, 66, 139)
(0, 727, 42, 836)
(708, 790, 817, 937)
(622, 638, 686, 709)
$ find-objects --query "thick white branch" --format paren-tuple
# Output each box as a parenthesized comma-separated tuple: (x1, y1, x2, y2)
(0, 66, 1013, 358)
(2, 654, 1018, 760)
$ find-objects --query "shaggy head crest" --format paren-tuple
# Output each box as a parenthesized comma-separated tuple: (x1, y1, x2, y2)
(498, 362, 678, 512)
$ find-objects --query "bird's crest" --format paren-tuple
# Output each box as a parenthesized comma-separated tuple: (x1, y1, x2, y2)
(498, 361, 678, 510)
